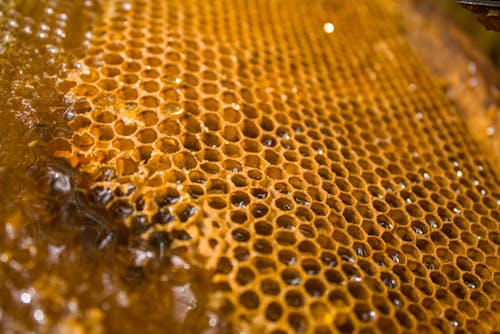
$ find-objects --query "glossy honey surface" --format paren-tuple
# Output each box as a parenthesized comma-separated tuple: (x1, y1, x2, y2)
(0, 1, 499, 333)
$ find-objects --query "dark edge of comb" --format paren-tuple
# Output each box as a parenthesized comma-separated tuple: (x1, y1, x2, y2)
(456, 0, 500, 7)
(456, 0, 500, 31)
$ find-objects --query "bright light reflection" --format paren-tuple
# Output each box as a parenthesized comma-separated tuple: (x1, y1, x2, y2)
(323, 22, 334, 33)
(20, 292, 32, 304)
(34, 309, 45, 323)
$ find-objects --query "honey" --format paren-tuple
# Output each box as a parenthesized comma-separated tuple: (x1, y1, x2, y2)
(1, 0, 499, 333)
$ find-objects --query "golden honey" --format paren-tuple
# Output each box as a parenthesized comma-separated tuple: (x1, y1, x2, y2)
(0, 0, 499, 333)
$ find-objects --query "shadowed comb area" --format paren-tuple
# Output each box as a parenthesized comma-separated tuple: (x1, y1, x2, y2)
(4, 0, 499, 333)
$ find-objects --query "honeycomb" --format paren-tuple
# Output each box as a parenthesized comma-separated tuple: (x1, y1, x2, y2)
(18, 0, 500, 332)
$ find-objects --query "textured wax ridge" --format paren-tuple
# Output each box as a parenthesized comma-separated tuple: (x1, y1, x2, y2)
(48, 0, 500, 333)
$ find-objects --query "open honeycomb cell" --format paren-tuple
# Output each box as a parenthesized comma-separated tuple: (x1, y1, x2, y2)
(11, 0, 496, 332)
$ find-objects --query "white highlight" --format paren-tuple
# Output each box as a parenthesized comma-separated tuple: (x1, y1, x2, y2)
(20, 292, 32, 304)
(34, 309, 45, 323)
(323, 22, 334, 33)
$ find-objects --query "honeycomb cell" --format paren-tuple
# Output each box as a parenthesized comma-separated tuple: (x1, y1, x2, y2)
(265, 302, 283, 322)
(239, 290, 260, 310)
